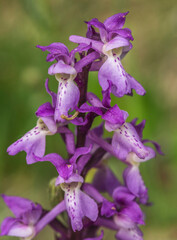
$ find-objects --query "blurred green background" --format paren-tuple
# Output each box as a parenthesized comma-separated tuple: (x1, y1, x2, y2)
(0, 0, 177, 239)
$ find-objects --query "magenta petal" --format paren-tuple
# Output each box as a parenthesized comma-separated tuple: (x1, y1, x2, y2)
(103, 105, 128, 129)
(87, 92, 104, 108)
(1, 217, 34, 238)
(98, 56, 131, 97)
(7, 125, 47, 164)
(63, 184, 98, 232)
(77, 154, 92, 175)
(93, 167, 121, 196)
(78, 103, 103, 116)
(104, 36, 130, 52)
(143, 139, 164, 155)
(34, 153, 65, 173)
(54, 79, 80, 122)
(70, 146, 92, 164)
(116, 226, 143, 240)
(37, 42, 69, 62)
(21, 204, 42, 225)
(36, 102, 54, 117)
(1, 195, 41, 220)
(104, 12, 129, 31)
(86, 18, 108, 42)
(101, 200, 117, 217)
(120, 202, 144, 225)
(48, 60, 76, 75)
(123, 166, 148, 204)
(113, 186, 135, 204)
(79, 190, 98, 225)
(109, 28, 134, 41)
(70, 43, 91, 61)
(45, 78, 57, 108)
(130, 119, 146, 139)
(75, 51, 100, 73)
(112, 123, 149, 160)
(69, 35, 103, 52)
(1, 217, 18, 236)
(56, 173, 84, 185)
(126, 74, 146, 96)
(37, 42, 69, 55)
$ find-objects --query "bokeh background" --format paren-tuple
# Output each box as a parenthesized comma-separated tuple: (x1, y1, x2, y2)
(0, 0, 177, 239)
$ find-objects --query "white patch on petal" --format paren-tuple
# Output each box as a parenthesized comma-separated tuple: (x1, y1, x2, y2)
(8, 222, 34, 238)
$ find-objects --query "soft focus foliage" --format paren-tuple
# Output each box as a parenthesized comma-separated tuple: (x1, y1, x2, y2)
(0, 0, 177, 239)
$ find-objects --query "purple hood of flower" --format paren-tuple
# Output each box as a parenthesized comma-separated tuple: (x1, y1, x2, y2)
(1, 195, 42, 238)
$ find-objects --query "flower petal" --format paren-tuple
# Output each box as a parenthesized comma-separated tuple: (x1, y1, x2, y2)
(8, 222, 34, 238)
(120, 202, 144, 225)
(86, 18, 108, 42)
(93, 167, 121, 196)
(103, 36, 130, 52)
(109, 28, 134, 41)
(21, 203, 42, 225)
(123, 165, 148, 204)
(98, 56, 131, 97)
(48, 60, 76, 75)
(61, 183, 98, 231)
(45, 78, 57, 108)
(36, 42, 69, 62)
(7, 119, 52, 164)
(113, 186, 135, 204)
(112, 123, 150, 160)
(75, 51, 100, 73)
(54, 79, 80, 122)
(104, 12, 129, 31)
(1, 217, 18, 236)
(126, 74, 146, 96)
(70, 146, 92, 164)
(1, 195, 38, 219)
(33, 153, 65, 173)
(101, 200, 117, 217)
(115, 226, 143, 240)
(36, 102, 54, 117)
(56, 173, 84, 185)
(103, 105, 128, 131)
(69, 35, 103, 52)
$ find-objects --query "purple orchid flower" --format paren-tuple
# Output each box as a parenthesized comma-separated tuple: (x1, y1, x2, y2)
(112, 119, 163, 203)
(37, 43, 99, 122)
(113, 186, 144, 240)
(1, 195, 42, 238)
(34, 146, 98, 232)
(7, 102, 57, 164)
(78, 92, 128, 131)
(70, 13, 146, 97)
